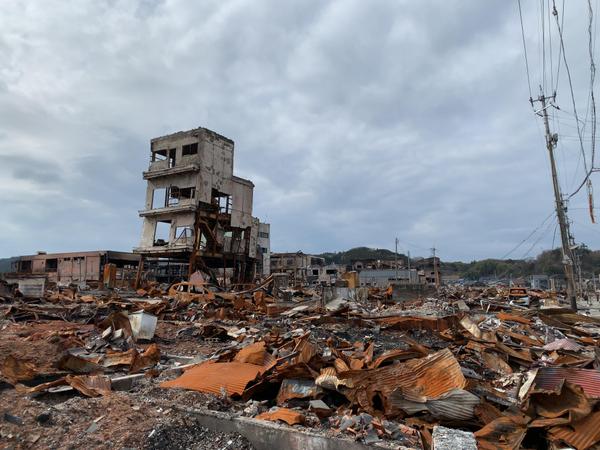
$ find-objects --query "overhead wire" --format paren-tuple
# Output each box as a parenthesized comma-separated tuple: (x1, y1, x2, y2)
(518, 0, 534, 101)
(541, 0, 547, 91)
(548, 0, 555, 92)
(501, 211, 555, 259)
(552, 1, 591, 181)
(522, 215, 557, 258)
(554, 0, 565, 95)
(551, 0, 598, 209)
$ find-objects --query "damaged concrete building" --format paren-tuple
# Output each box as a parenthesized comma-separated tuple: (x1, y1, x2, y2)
(3, 250, 140, 292)
(134, 127, 269, 283)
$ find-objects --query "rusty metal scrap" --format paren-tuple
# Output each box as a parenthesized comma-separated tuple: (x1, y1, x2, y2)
(1, 355, 39, 384)
(65, 374, 111, 397)
(256, 407, 305, 425)
(160, 361, 264, 396)
(276, 378, 322, 405)
(337, 348, 467, 416)
(533, 367, 600, 399)
(474, 414, 530, 450)
(548, 410, 600, 450)
(5, 276, 600, 448)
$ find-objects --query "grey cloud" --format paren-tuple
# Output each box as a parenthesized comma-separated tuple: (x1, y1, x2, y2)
(0, 0, 598, 260)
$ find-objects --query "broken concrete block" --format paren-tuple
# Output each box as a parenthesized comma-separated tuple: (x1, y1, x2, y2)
(432, 425, 476, 450)
(308, 399, 332, 418)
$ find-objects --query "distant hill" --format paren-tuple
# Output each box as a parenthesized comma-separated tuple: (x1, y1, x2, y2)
(315, 246, 600, 279)
(0, 257, 17, 274)
(316, 247, 407, 265)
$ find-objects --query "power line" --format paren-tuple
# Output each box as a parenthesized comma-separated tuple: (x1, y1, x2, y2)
(518, 0, 534, 101)
(501, 211, 555, 259)
(587, 0, 597, 171)
(522, 215, 557, 259)
(552, 1, 590, 176)
(554, 0, 565, 95)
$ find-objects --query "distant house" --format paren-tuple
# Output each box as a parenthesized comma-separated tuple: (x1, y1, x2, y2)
(358, 268, 419, 288)
(530, 274, 549, 290)
(270, 251, 325, 283)
(6, 250, 140, 287)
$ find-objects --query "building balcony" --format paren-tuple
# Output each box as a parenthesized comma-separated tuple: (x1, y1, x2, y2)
(138, 203, 197, 217)
(143, 163, 200, 180)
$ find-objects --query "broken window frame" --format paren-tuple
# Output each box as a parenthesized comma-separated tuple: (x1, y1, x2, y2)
(152, 188, 168, 209)
(154, 220, 171, 246)
(182, 142, 198, 156)
(174, 226, 193, 243)
(20, 260, 32, 273)
(45, 258, 58, 272)
(167, 186, 195, 206)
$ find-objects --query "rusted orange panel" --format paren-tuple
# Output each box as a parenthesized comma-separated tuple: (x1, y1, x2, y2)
(481, 352, 513, 375)
(369, 349, 423, 369)
(375, 315, 458, 332)
(474, 414, 529, 450)
(160, 361, 263, 396)
(528, 381, 591, 424)
(103, 263, 117, 288)
(233, 341, 277, 371)
(102, 349, 137, 368)
(256, 407, 305, 425)
(548, 410, 600, 450)
(533, 367, 600, 399)
(130, 344, 160, 373)
(276, 379, 321, 405)
(1, 355, 38, 384)
(496, 312, 530, 324)
(65, 375, 111, 397)
(340, 348, 466, 415)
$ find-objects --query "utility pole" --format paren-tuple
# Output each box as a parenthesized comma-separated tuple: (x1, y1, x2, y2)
(537, 91, 578, 310)
(407, 250, 411, 283)
(394, 237, 399, 282)
(431, 247, 440, 290)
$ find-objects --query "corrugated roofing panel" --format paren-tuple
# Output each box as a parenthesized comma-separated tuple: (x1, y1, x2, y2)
(160, 361, 262, 396)
(549, 410, 600, 450)
(534, 367, 600, 399)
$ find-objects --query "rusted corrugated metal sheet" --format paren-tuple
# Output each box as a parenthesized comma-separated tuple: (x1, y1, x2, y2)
(340, 348, 466, 416)
(374, 315, 458, 332)
(160, 361, 263, 396)
(276, 379, 322, 405)
(256, 407, 305, 425)
(65, 374, 111, 397)
(549, 410, 600, 450)
(543, 338, 582, 352)
(534, 367, 600, 399)
(233, 341, 276, 370)
(390, 388, 480, 420)
(474, 414, 529, 450)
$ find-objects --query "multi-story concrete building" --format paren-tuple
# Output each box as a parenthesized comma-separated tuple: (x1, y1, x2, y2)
(358, 268, 419, 288)
(270, 252, 325, 284)
(5, 250, 140, 287)
(257, 222, 271, 276)
(134, 127, 266, 282)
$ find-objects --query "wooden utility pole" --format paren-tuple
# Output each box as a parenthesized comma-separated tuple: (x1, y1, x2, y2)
(537, 92, 578, 310)
(431, 247, 440, 290)
(394, 237, 399, 282)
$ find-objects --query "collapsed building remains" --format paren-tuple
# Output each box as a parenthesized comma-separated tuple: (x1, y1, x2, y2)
(4, 251, 140, 292)
(2, 279, 600, 449)
(134, 127, 269, 284)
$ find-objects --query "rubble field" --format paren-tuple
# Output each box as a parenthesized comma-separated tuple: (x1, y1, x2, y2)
(2, 279, 600, 449)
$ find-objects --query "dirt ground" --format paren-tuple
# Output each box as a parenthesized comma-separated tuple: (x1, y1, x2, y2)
(0, 318, 248, 449)
(0, 376, 253, 450)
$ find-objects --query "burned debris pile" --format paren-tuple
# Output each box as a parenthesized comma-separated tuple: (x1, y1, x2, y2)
(2, 278, 600, 449)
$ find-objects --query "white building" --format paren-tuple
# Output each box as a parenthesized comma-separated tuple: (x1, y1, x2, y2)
(257, 222, 270, 276)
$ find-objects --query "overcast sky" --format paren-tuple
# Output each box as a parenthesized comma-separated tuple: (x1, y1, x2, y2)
(1, 0, 599, 261)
